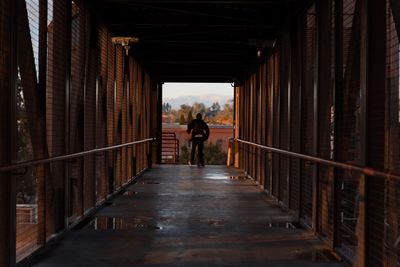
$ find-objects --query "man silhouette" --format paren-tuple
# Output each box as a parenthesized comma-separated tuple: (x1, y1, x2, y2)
(187, 113, 209, 167)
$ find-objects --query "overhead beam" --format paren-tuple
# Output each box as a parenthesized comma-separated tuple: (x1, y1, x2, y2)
(113, 3, 261, 23)
(113, 0, 289, 4)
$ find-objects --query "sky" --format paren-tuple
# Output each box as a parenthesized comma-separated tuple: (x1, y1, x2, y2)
(163, 83, 233, 98)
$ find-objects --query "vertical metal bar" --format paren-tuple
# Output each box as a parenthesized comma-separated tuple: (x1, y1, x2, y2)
(64, 0, 72, 229)
(297, 15, 303, 220)
(268, 57, 274, 194)
(37, 0, 47, 246)
(317, 0, 333, 240)
(234, 85, 239, 168)
(365, 0, 386, 265)
(287, 33, 292, 208)
(0, 0, 17, 265)
(156, 83, 162, 164)
(333, 0, 343, 248)
(312, 1, 320, 232)
(356, 0, 368, 265)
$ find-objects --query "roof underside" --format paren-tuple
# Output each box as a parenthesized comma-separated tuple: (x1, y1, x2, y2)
(96, 0, 304, 83)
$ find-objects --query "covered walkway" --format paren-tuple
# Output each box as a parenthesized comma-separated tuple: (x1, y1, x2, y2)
(2, 0, 400, 266)
(29, 165, 344, 267)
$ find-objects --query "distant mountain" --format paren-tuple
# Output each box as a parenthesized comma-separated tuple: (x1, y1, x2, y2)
(164, 94, 233, 109)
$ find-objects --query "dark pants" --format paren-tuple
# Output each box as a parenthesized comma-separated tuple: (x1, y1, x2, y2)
(191, 139, 204, 166)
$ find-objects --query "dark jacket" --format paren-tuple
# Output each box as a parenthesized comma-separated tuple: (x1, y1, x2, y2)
(187, 118, 210, 141)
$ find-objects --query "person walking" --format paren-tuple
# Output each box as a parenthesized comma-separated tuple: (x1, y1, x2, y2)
(187, 113, 209, 167)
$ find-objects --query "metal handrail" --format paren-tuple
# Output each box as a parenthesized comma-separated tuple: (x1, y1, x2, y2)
(234, 138, 400, 181)
(0, 138, 156, 172)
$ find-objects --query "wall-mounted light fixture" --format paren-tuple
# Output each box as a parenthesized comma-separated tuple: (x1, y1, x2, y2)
(257, 49, 262, 58)
(112, 37, 139, 56)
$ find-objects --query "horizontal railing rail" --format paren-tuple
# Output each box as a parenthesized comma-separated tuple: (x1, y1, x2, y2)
(0, 138, 156, 173)
(234, 138, 400, 181)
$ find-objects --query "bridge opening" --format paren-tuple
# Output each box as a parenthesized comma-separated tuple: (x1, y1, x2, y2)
(161, 83, 233, 165)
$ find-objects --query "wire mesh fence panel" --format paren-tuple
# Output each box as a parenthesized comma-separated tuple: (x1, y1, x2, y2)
(106, 34, 115, 193)
(3, 0, 158, 263)
(300, 4, 316, 226)
(317, 0, 335, 241)
(279, 32, 291, 205)
(272, 52, 280, 198)
(335, 0, 362, 260)
(96, 25, 108, 202)
(115, 45, 123, 189)
(260, 63, 268, 189)
(15, 0, 40, 258)
(121, 52, 128, 184)
(68, 1, 85, 222)
(385, 1, 400, 265)
(127, 57, 134, 180)
(266, 59, 274, 193)
(335, 0, 363, 260)
(289, 16, 302, 212)
(83, 2, 97, 211)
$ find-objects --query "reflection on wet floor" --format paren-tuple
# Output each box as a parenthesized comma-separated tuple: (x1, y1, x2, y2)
(266, 222, 297, 229)
(83, 216, 163, 231)
(31, 165, 348, 267)
(123, 191, 138, 196)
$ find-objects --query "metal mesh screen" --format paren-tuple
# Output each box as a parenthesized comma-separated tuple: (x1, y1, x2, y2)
(272, 52, 280, 197)
(300, 4, 316, 225)
(15, 0, 41, 260)
(8, 0, 157, 262)
(96, 25, 108, 202)
(279, 32, 291, 205)
(336, 0, 362, 259)
(115, 45, 123, 189)
(68, 1, 84, 221)
(317, 0, 335, 241)
(83, 2, 97, 211)
(385, 2, 400, 265)
(289, 17, 302, 212)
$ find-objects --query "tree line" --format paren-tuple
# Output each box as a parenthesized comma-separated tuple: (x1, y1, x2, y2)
(162, 100, 233, 125)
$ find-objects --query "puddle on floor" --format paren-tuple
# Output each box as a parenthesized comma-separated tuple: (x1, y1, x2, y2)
(266, 221, 304, 229)
(123, 191, 138, 196)
(295, 249, 341, 262)
(141, 181, 160, 185)
(267, 222, 296, 229)
(78, 216, 163, 231)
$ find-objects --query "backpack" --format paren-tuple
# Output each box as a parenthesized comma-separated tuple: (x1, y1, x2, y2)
(192, 120, 206, 139)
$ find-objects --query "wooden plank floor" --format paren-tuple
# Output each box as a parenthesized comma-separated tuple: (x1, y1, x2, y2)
(29, 165, 347, 267)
